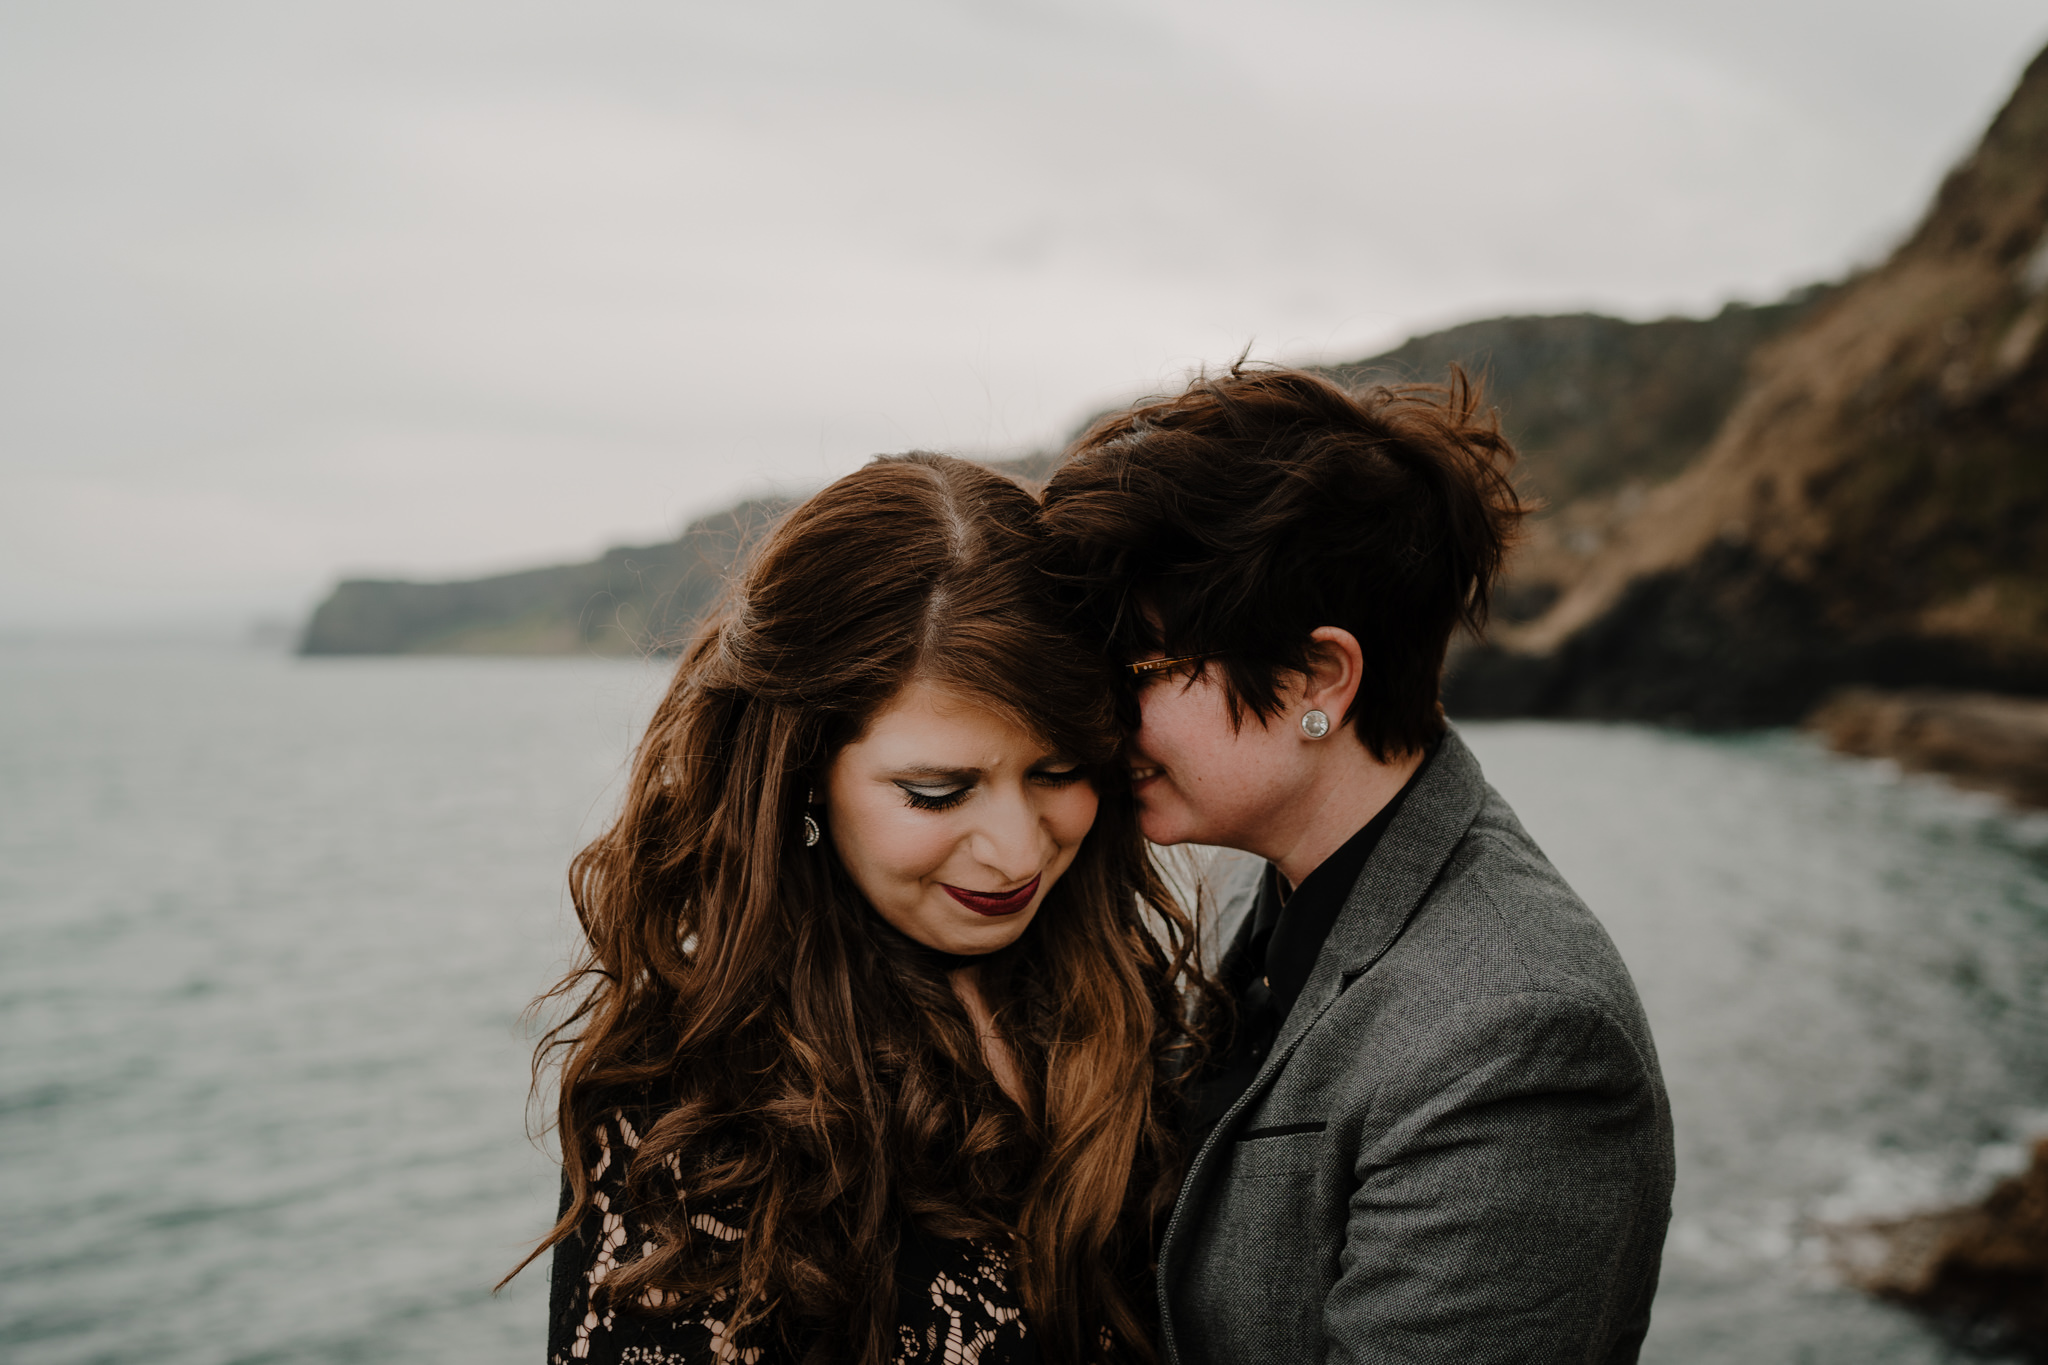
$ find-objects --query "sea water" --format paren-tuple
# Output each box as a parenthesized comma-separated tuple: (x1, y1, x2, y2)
(2, 641, 2045, 1364)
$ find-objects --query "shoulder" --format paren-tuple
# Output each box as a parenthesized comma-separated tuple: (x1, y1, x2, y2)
(1311, 781, 1660, 1095)
(1402, 784, 1644, 1014)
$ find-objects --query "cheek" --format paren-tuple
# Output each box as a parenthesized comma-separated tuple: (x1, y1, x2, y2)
(1140, 684, 1235, 772)
(1045, 784, 1100, 851)
(832, 794, 958, 895)
(1136, 690, 1191, 757)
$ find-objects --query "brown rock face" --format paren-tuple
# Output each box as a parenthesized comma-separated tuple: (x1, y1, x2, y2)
(1828, 1138, 2048, 1359)
(1447, 43, 2048, 727)
(1807, 687, 2048, 808)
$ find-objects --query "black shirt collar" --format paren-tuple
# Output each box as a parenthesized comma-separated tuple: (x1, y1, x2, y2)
(1184, 743, 1440, 1143)
(1247, 744, 1435, 1026)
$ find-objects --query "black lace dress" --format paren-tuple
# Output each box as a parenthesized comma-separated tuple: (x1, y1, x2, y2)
(546, 1111, 1040, 1365)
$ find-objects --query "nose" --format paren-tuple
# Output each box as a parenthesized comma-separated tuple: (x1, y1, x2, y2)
(966, 786, 1048, 886)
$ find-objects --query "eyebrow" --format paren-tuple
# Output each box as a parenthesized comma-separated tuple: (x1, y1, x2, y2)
(885, 755, 1075, 779)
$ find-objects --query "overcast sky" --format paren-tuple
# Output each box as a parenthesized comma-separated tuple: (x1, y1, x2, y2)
(5, 0, 2046, 631)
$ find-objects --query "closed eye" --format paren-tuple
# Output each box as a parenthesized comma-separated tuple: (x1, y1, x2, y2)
(1031, 764, 1087, 787)
(898, 780, 971, 811)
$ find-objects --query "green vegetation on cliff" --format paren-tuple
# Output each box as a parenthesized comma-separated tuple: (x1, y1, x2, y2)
(1326, 294, 1826, 507)
(300, 500, 787, 656)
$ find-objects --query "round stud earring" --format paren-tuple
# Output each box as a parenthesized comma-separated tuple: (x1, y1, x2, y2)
(802, 788, 821, 847)
(1299, 709, 1331, 739)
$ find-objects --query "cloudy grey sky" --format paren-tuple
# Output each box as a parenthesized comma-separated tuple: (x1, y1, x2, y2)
(5, 0, 2046, 631)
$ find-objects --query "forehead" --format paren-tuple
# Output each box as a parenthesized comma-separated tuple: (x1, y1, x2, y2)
(845, 677, 1050, 765)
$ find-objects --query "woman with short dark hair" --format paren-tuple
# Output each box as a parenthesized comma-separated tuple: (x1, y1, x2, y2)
(517, 453, 1209, 1365)
(1038, 364, 1672, 1365)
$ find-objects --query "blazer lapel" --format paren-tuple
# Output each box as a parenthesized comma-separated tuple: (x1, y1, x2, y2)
(1156, 729, 1492, 1364)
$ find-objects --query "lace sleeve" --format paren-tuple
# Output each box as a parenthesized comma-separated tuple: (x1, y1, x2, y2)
(545, 1114, 1056, 1365)
(890, 1231, 1035, 1365)
(546, 1112, 767, 1365)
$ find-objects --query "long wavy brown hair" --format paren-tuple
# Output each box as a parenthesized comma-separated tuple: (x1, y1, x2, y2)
(518, 453, 1208, 1365)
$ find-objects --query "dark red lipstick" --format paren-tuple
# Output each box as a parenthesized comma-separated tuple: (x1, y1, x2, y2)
(941, 874, 1041, 917)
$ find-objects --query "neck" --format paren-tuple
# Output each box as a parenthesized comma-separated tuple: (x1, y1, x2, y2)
(1259, 741, 1424, 889)
(949, 966, 1027, 1106)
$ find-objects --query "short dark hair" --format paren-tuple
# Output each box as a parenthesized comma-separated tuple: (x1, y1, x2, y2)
(1039, 363, 1525, 761)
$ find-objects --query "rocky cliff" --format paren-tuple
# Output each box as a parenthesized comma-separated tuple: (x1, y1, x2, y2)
(1326, 296, 1828, 626)
(296, 305, 1816, 655)
(1445, 45, 2048, 726)
(1327, 294, 1827, 508)
(301, 46, 2048, 680)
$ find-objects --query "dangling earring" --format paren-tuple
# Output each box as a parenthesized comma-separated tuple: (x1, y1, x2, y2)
(802, 789, 821, 848)
(1299, 709, 1331, 739)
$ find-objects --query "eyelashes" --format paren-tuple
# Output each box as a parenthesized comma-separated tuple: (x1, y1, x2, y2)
(895, 766, 1087, 812)
(900, 784, 970, 812)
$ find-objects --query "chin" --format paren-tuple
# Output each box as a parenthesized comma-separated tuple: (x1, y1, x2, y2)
(947, 936, 1025, 958)
(1137, 809, 1194, 847)
(937, 914, 1036, 956)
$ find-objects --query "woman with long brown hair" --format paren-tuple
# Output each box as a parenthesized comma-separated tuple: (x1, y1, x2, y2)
(524, 453, 1206, 1365)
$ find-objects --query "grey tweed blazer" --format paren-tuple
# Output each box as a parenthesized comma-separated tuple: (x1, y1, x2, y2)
(1160, 730, 1674, 1365)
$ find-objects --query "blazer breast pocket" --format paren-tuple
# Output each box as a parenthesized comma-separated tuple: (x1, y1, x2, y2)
(1228, 1120, 1327, 1180)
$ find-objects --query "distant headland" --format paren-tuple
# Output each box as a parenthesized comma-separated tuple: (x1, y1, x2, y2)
(303, 47, 2048, 790)
(297, 292, 1826, 662)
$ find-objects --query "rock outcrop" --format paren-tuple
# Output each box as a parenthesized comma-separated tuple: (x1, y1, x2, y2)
(1828, 1137, 2048, 1360)
(1446, 44, 2048, 726)
(1806, 687, 2048, 808)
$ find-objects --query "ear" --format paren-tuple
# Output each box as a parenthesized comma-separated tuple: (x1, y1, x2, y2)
(1300, 627, 1364, 730)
